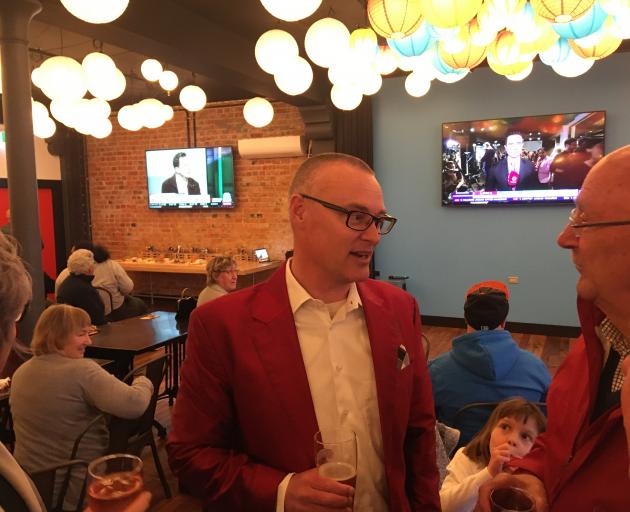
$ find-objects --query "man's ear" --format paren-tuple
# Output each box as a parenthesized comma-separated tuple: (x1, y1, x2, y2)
(289, 193, 306, 224)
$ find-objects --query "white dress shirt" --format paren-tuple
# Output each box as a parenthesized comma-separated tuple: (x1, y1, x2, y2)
(175, 173, 188, 194)
(276, 262, 388, 511)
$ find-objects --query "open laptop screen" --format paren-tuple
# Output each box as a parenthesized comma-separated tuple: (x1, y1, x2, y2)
(254, 248, 269, 262)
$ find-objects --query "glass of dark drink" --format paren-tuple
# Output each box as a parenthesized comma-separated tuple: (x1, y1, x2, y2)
(490, 486, 535, 512)
(87, 454, 144, 512)
(314, 428, 357, 488)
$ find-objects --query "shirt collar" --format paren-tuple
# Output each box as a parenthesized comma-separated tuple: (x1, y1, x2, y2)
(285, 258, 362, 314)
(596, 317, 629, 355)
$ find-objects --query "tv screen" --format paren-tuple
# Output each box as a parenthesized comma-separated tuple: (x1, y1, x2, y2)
(146, 146, 235, 209)
(441, 111, 605, 206)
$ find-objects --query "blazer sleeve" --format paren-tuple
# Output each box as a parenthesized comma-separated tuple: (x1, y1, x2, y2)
(405, 297, 441, 511)
(167, 310, 285, 511)
(485, 164, 498, 191)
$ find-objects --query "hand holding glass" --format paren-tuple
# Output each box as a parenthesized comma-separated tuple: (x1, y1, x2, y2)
(87, 454, 144, 512)
(314, 428, 357, 488)
(490, 486, 535, 512)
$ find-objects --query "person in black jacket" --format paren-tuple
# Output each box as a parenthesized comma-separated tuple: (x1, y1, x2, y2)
(161, 151, 201, 195)
(56, 249, 106, 325)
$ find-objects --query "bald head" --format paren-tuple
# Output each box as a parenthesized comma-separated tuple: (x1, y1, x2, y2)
(288, 153, 374, 197)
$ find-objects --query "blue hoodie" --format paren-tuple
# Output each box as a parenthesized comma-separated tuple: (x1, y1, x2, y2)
(429, 329, 551, 446)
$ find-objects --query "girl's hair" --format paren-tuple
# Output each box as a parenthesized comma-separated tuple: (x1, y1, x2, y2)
(205, 256, 237, 286)
(463, 398, 547, 466)
(31, 304, 91, 356)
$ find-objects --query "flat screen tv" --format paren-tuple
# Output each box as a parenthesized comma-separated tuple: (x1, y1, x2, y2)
(146, 146, 235, 209)
(441, 111, 605, 206)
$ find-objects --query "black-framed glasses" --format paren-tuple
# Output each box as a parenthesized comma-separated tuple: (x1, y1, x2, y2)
(569, 208, 630, 238)
(301, 194, 397, 235)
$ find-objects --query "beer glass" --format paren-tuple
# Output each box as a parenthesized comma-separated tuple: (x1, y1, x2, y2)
(87, 454, 144, 512)
(314, 428, 357, 488)
(490, 486, 535, 512)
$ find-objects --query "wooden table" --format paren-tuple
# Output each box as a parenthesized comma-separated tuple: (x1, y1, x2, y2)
(86, 311, 187, 406)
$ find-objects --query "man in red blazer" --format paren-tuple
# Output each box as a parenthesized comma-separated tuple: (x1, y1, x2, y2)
(475, 145, 630, 511)
(167, 153, 440, 511)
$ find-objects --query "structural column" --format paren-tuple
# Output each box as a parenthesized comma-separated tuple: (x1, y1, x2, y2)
(0, 0, 44, 343)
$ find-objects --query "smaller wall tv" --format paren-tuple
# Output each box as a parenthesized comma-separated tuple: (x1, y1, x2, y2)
(441, 111, 605, 206)
(146, 146, 235, 209)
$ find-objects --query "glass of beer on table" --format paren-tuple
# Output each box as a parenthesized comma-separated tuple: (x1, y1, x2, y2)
(314, 428, 357, 488)
(87, 453, 144, 512)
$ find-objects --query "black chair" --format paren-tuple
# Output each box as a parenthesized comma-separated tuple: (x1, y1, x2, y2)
(94, 286, 114, 318)
(28, 459, 88, 512)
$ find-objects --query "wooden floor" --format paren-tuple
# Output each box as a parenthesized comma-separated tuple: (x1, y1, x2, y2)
(140, 324, 575, 511)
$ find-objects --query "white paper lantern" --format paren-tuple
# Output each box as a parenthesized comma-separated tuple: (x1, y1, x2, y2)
(39, 56, 87, 101)
(141, 59, 163, 81)
(405, 71, 432, 97)
(82, 52, 116, 79)
(88, 98, 112, 119)
(274, 56, 313, 95)
(31, 67, 43, 89)
(159, 70, 179, 91)
(255, 30, 299, 75)
(260, 0, 322, 21)
(138, 98, 166, 128)
(330, 84, 363, 110)
(349, 28, 379, 65)
(373, 45, 399, 75)
(506, 61, 534, 80)
(60, 0, 129, 24)
(50, 98, 78, 127)
(305, 18, 351, 68)
(179, 85, 207, 112)
(434, 67, 469, 83)
(90, 118, 113, 139)
(551, 51, 595, 77)
(33, 116, 56, 139)
(161, 104, 175, 122)
(362, 72, 383, 95)
(243, 97, 274, 127)
(87, 68, 126, 100)
(31, 100, 49, 123)
(117, 105, 143, 131)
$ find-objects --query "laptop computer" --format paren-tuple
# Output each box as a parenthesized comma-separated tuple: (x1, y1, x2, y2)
(254, 248, 270, 263)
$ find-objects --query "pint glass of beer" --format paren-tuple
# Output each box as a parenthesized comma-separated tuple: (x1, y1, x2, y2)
(314, 428, 357, 488)
(87, 453, 144, 512)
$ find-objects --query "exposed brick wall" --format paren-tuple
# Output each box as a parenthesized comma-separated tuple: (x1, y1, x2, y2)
(86, 101, 305, 261)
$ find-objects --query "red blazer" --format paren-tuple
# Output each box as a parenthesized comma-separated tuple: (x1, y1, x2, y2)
(167, 264, 440, 511)
(512, 299, 630, 510)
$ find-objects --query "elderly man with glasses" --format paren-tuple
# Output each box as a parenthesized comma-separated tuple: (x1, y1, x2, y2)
(168, 153, 440, 511)
(475, 145, 630, 511)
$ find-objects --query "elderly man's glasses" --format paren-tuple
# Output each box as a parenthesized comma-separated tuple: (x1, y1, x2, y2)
(569, 208, 630, 238)
(301, 194, 397, 235)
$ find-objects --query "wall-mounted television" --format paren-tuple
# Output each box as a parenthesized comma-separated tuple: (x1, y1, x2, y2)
(441, 111, 605, 206)
(146, 146, 235, 209)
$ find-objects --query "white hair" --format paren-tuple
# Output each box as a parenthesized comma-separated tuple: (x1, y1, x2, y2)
(67, 249, 95, 275)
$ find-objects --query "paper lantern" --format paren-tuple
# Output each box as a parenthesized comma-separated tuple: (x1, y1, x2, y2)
(117, 105, 143, 131)
(39, 56, 87, 101)
(159, 70, 179, 91)
(141, 59, 162, 81)
(608, 10, 630, 38)
(387, 21, 433, 57)
(485, 0, 527, 19)
(243, 97, 274, 128)
(433, 47, 458, 73)
(488, 30, 534, 67)
(404, 71, 432, 96)
(33, 116, 56, 139)
(87, 68, 126, 101)
(419, 0, 483, 28)
(505, 61, 534, 80)
(260, 0, 322, 22)
(530, 0, 595, 22)
(82, 52, 116, 79)
(539, 37, 572, 65)
(367, 0, 423, 39)
(487, 54, 532, 75)
(305, 18, 350, 68)
(569, 23, 622, 58)
(600, 0, 630, 15)
(31, 100, 49, 123)
(552, 2, 608, 39)
(162, 104, 175, 122)
(551, 49, 595, 75)
(31, 68, 43, 88)
(438, 22, 487, 69)
(330, 84, 363, 110)
(88, 98, 111, 119)
(274, 57, 313, 95)
(470, 17, 498, 46)
(179, 85, 207, 112)
(434, 66, 469, 82)
(362, 72, 383, 95)
(373, 45, 400, 74)
(349, 28, 379, 64)
(91, 119, 113, 139)
(138, 99, 166, 129)
(60, 0, 129, 23)
(519, 20, 560, 53)
(255, 30, 299, 75)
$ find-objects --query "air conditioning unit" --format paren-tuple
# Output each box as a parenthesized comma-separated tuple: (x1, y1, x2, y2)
(237, 135, 306, 159)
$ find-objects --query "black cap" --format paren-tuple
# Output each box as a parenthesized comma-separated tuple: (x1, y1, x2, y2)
(464, 291, 509, 331)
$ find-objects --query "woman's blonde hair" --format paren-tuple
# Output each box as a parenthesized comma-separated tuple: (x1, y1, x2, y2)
(31, 304, 91, 356)
(205, 256, 237, 286)
(463, 398, 547, 466)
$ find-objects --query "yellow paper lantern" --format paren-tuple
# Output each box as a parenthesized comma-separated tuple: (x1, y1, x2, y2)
(368, 0, 423, 39)
(530, 0, 595, 22)
(569, 29, 622, 59)
(519, 20, 559, 54)
(438, 22, 487, 69)
(486, 0, 527, 18)
(487, 54, 532, 75)
(489, 30, 525, 64)
(418, 0, 483, 28)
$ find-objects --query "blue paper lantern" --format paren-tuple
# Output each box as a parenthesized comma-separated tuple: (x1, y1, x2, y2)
(387, 21, 433, 57)
(539, 37, 572, 65)
(433, 46, 458, 74)
(552, 2, 608, 39)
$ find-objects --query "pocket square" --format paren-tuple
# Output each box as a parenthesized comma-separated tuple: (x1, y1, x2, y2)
(397, 344, 411, 370)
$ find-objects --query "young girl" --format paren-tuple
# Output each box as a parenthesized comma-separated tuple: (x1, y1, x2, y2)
(440, 398, 547, 512)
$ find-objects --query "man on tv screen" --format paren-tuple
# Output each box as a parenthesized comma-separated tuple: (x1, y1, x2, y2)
(161, 151, 201, 195)
(485, 133, 539, 192)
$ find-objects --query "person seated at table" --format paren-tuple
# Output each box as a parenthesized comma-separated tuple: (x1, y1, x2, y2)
(196, 256, 238, 307)
(10, 304, 153, 511)
(54, 240, 93, 295)
(56, 249, 107, 325)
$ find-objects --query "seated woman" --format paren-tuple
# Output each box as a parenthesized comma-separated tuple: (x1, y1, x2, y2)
(197, 256, 238, 307)
(91, 244, 148, 321)
(56, 249, 106, 325)
(10, 304, 153, 511)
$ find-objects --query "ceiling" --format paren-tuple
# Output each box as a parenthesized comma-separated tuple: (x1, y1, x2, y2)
(31, 0, 367, 110)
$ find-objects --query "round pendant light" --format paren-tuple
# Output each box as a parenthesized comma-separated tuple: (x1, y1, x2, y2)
(368, 0, 423, 39)
(60, 0, 129, 24)
(305, 18, 351, 68)
(255, 30, 299, 75)
(179, 85, 207, 112)
(260, 0, 322, 22)
(141, 59, 163, 82)
(159, 70, 179, 92)
(243, 97, 274, 128)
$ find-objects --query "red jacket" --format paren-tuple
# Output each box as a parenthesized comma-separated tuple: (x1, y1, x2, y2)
(167, 264, 440, 511)
(512, 299, 629, 510)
